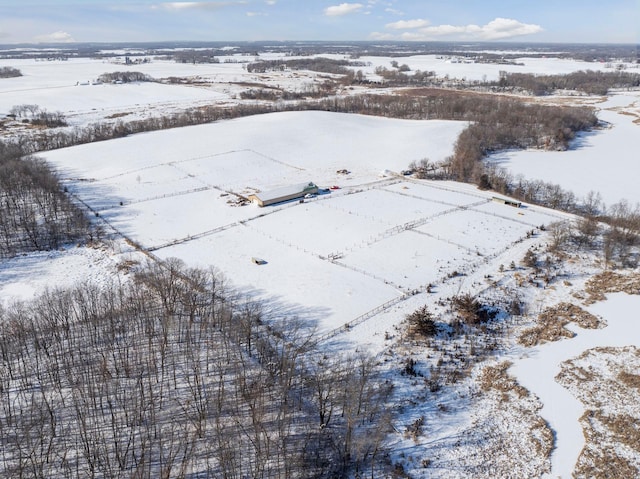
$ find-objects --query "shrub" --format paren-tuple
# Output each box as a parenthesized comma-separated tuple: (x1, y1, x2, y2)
(451, 293, 495, 325)
(522, 249, 538, 268)
(0, 66, 22, 78)
(406, 305, 437, 338)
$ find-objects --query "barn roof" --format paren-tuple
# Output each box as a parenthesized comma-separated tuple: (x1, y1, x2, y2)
(252, 182, 317, 203)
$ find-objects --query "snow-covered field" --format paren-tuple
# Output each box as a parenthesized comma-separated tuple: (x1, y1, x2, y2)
(42, 111, 523, 336)
(0, 58, 240, 125)
(489, 92, 640, 206)
(2, 49, 640, 478)
(0, 55, 325, 127)
(351, 54, 630, 82)
(2, 53, 635, 128)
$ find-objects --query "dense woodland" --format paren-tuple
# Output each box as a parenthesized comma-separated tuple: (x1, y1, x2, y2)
(0, 142, 89, 258)
(0, 259, 393, 478)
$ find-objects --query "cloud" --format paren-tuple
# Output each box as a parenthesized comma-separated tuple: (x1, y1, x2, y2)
(382, 17, 542, 41)
(246, 11, 268, 17)
(478, 17, 543, 40)
(386, 18, 429, 30)
(34, 31, 75, 43)
(155, 1, 247, 11)
(385, 8, 404, 16)
(324, 3, 364, 17)
(265, 0, 276, 4)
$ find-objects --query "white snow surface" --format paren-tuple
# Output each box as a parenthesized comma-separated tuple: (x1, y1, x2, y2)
(0, 58, 238, 125)
(0, 242, 139, 306)
(2, 54, 631, 128)
(351, 55, 630, 82)
(6, 107, 622, 477)
(2, 52, 640, 477)
(489, 92, 640, 207)
(40, 111, 480, 335)
(510, 293, 640, 479)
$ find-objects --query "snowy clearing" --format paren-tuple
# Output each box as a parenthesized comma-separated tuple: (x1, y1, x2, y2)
(0, 240, 141, 306)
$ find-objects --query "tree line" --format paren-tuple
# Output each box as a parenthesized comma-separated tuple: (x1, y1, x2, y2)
(0, 67, 22, 78)
(5, 91, 598, 211)
(0, 258, 393, 478)
(370, 66, 437, 86)
(8, 104, 67, 128)
(481, 166, 640, 268)
(97, 71, 154, 83)
(0, 142, 90, 259)
(491, 70, 640, 96)
(246, 57, 368, 75)
(239, 81, 337, 101)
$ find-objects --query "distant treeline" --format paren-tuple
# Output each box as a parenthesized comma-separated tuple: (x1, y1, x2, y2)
(1, 40, 636, 63)
(0, 142, 90, 258)
(0, 66, 21, 78)
(246, 57, 368, 75)
(360, 68, 640, 94)
(172, 49, 221, 64)
(97, 71, 155, 83)
(370, 66, 437, 86)
(8, 104, 67, 127)
(492, 70, 640, 95)
(239, 81, 337, 100)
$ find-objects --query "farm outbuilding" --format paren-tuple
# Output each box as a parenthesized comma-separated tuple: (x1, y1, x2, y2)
(492, 196, 522, 208)
(248, 182, 319, 207)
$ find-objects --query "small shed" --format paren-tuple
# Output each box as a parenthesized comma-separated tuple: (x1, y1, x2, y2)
(248, 182, 319, 207)
(492, 196, 522, 208)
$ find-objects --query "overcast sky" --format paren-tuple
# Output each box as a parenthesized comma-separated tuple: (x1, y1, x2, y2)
(0, 0, 638, 45)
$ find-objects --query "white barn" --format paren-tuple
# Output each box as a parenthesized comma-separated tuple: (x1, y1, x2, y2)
(248, 182, 319, 207)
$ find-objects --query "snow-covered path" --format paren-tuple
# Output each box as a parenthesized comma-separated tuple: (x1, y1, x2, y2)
(510, 293, 640, 478)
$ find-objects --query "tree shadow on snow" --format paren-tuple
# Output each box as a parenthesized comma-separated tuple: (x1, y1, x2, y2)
(231, 284, 330, 341)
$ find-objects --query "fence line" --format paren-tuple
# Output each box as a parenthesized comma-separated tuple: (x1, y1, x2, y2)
(124, 186, 214, 206)
(314, 220, 559, 344)
(147, 221, 241, 252)
(314, 293, 414, 344)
